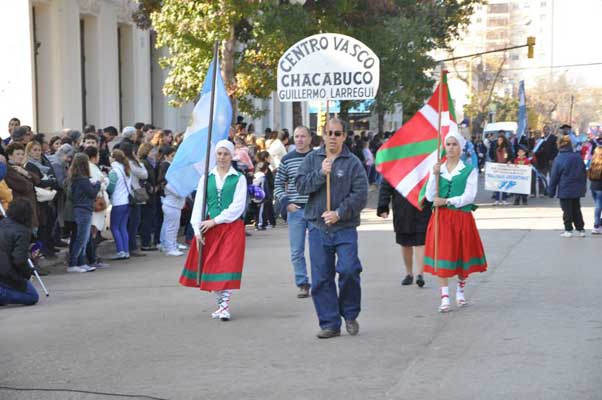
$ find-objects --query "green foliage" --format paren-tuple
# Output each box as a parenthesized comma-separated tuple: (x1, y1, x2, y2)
(146, 0, 483, 119)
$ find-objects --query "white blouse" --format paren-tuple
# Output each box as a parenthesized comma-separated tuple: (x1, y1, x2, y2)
(425, 159, 478, 208)
(191, 166, 247, 236)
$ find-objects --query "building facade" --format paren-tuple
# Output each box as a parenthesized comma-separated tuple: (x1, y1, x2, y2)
(0, 0, 401, 136)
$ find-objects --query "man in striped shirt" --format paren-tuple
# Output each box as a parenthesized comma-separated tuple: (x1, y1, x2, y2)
(274, 126, 313, 298)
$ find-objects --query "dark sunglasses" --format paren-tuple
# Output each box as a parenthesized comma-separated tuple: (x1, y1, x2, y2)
(326, 130, 344, 137)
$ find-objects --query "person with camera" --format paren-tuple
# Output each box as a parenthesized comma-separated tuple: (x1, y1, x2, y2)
(0, 199, 39, 306)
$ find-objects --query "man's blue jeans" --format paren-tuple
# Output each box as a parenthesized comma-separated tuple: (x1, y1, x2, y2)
(308, 225, 362, 330)
(0, 281, 39, 305)
(287, 208, 309, 287)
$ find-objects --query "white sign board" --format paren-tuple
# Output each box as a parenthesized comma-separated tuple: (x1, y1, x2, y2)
(277, 33, 380, 102)
(484, 162, 532, 195)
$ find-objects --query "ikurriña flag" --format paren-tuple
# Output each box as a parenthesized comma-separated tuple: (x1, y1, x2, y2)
(375, 71, 458, 210)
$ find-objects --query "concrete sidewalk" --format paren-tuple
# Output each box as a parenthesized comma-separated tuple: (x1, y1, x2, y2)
(1, 193, 600, 400)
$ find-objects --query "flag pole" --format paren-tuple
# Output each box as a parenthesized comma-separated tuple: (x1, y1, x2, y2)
(326, 99, 331, 211)
(434, 65, 445, 274)
(197, 41, 220, 285)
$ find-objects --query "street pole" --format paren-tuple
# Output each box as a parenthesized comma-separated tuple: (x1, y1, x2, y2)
(569, 95, 574, 127)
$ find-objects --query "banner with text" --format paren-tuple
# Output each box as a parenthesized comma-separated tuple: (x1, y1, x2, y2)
(485, 162, 532, 195)
(277, 33, 380, 102)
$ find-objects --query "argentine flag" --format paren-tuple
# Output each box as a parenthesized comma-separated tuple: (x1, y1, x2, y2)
(166, 58, 233, 197)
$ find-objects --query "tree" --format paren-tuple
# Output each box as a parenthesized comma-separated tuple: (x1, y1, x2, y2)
(139, 0, 483, 129)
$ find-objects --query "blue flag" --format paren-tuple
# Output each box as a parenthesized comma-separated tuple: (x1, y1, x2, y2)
(516, 80, 527, 143)
(166, 58, 232, 197)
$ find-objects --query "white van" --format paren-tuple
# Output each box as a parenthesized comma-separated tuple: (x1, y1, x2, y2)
(483, 122, 518, 140)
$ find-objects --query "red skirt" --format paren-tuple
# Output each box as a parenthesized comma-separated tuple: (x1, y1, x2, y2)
(424, 207, 487, 278)
(179, 220, 245, 291)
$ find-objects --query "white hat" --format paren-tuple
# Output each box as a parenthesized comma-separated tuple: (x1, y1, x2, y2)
(215, 139, 234, 155)
(122, 126, 136, 138)
(444, 130, 466, 150)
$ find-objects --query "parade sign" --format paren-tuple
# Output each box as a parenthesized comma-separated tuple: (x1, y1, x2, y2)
(277, 33, 380, 102)
(484, 162, 532, 195)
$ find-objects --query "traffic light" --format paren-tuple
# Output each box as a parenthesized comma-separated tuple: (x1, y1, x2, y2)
(527, 36, 536, 59)
(318, 112, 327, 134)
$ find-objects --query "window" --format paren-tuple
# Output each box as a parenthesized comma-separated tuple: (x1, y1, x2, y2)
(488, 3, 509, 13)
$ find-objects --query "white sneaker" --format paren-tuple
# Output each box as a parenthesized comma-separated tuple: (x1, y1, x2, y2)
(67, 266, 89, 273)
(219, 309, 231, 321)
(576, 230, 586, 238)
(177, 243, 188, 250)
(592, 227, 602, 235)
(456, 293, 468, 308)
(80, 264, 96, 272)
(166, 250, 184, 256)
(438, 296, 451, 313)
(560, 231, 573, 238)
(501, 200, 509, 206)
(493, 201, 500, 206)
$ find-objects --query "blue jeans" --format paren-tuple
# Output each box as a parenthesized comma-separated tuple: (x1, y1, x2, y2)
(0, 281, 38, 306)
(111, 205, 130, 253)
(592, 190, 602, 228)
(128, 204, 142, 252)
(287, 208, 309, 287)
(308, 225, 362, 330)
(494, 191, 509, 201)
(69, 208, 92, 267)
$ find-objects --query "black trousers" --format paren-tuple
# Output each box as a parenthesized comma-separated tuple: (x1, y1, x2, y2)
(559, 198, 584, 231)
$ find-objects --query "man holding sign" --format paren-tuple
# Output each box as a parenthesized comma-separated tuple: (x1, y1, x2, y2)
(296, 119, 368, 339)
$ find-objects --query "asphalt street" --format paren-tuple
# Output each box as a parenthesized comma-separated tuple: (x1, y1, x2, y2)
(1, 189, 601, 400)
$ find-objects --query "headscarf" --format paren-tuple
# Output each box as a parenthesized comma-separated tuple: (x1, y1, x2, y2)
(215, 139, 234, 156)
(444, 130, 466, 150)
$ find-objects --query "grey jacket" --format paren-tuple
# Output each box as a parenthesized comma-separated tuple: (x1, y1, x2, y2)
(296, 145, 368, 232)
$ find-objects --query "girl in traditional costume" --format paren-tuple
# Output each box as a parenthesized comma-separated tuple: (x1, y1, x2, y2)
(424, 131, 487, 313)
(179, 140, 247, 321)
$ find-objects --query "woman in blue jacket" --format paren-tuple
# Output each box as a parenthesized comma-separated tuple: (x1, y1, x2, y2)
(548, 135, 587, 237)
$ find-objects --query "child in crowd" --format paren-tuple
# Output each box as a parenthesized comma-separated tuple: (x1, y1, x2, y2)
(253, 162, 273, 230)
(513, 146, 530, 205)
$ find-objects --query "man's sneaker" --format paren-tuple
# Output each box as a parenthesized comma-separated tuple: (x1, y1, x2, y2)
(493, 201, 500, 206)
(345, 320, 359, 336)
(166, 250, 184, 257)
(401, 274, 413, 286)
(576, 230, 586, 238)
(316, 329, 341, 339)
(81, 264, 96, 272)
(592, 227, 602, 235)
(501, 200, 509, 206)
(560, 231, 573, 238)
(297, 284, 310, 298)
(416, 274, 425, 288)
(67, 266, 89, 273)
(177, 243, 188, 250)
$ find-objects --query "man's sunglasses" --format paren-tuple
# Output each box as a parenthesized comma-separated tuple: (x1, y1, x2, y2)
(326, 130, 344, 137)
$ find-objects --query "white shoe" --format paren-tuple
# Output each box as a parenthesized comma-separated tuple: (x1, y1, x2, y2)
(211, 307, 225, 319)
(560, 231, 573, 238)
(67, 266, 89, 273)
(219, 309, 231, 321)
(576, 230, 586, 238)
(438, 296, 451, 313)
(166, 250, 184, 256)
(177, 243, 188, 250)
(80, 264, 96, 272)
(592, 227, 602, 235)
(456, 293, 468, 308)
(501, 200, 509, 206)
(493, 201, 500, 206)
